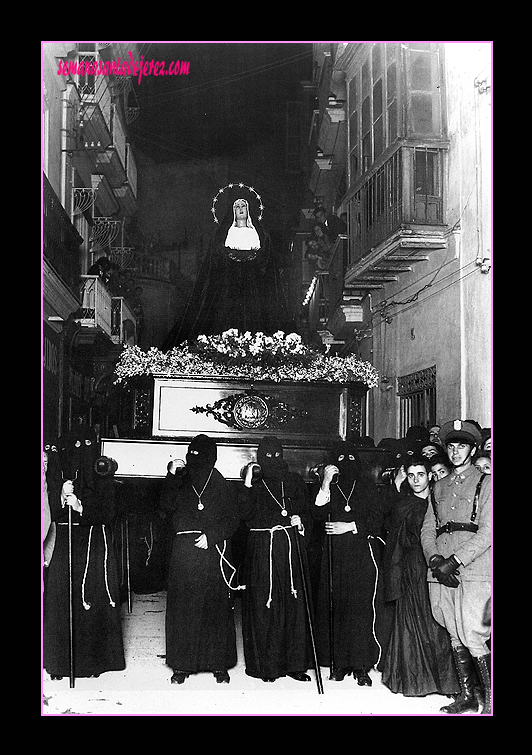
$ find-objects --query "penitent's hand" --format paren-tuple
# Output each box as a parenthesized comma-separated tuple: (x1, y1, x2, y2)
(322, 465, 339, 485)
(195, 533, 208, 549)
(290, 515, 303, 531)
(325, 520, 356, 535)
(168, 458, 186, 475)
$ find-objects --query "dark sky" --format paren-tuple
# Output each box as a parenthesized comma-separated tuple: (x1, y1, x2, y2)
(127, 42, 314, 163)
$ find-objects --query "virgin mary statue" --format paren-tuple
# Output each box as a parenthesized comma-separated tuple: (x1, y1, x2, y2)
(161, 186, 295, 349)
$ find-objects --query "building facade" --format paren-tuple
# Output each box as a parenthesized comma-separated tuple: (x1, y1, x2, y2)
(42, 42, 143, 440)
(297, 42, 492, 440)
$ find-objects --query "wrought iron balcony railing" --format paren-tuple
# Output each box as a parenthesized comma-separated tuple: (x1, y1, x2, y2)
(111, 296, 137, 345)
(43, 173, 83, 293)
(79, 276, 138, 345)
(79, 275, 113, 336)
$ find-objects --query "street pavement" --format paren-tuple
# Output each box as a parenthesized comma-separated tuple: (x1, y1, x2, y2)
(41, 591, 474, 716)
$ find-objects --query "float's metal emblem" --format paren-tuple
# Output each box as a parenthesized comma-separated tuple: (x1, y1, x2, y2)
(191, 390, 306, 431)
(232, 394, 269, 429)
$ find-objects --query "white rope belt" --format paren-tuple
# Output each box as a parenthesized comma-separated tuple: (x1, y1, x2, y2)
(58, 523, 115, 610)
(367, 535, 386, 666)
(175, 530, 245, 591)
(143, 521, 154, 567)
(250, 525, 297, 608)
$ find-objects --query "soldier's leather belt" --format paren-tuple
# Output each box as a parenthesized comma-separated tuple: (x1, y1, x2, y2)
(436, 521, 478, 537)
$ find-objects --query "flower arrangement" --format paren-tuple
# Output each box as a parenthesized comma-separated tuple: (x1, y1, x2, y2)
(114, 330, 379, 388)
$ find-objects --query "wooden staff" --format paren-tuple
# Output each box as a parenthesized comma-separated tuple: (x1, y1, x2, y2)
(68, 502, 75, 688)
(291, 519, 324, 695)
(327, 511, 335, 680)
(125, 515, 132, 614)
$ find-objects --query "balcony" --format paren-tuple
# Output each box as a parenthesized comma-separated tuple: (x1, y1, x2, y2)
(80, 101, 113, 152)
(95, 145, 127, 189)
(317, 105, 346, 156)
(305, 236, 365, 341)
(43, 173, 83, 292)
(135, 255, 174, 281)
(309, 105, 347, 201)
(111, 297, 137, 345)
(344, 145, 447, 289)
(75, 60, 130, 190)
(78, 275, 113, 339)
(78, 276, 138, 346)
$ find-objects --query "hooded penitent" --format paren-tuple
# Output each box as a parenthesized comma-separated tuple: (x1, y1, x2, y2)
(331, 440, 361, 483)
(186, 434, 217, 486)
(44, 437, 63, 491)
(58, 425, 98, 493)
(257, 436, 289, 480)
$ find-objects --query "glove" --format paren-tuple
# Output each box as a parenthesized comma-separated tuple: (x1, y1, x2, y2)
(429, 554, 461, 588)
(167, 458, 186, 475)
(440, 572, 461, 588)
(243, 463, 262, 487)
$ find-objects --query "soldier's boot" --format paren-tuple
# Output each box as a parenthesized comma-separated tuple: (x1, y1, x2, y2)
(472, 653, 491, 714)
(440, 645, 479, 714)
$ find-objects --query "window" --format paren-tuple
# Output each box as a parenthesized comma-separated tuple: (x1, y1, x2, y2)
(286, 101, 302, 173)
(347, 43, 444, 187)
(348, 43, 403, 186)
(413, 147, 444, 223)
(397, 366, 436, 435)
(405, 45, 443, 137)
(372, 46, 384, 159)
(348, 74, 359, 181)
(386, 44, 399, 143)
(42, 100, 49, 177)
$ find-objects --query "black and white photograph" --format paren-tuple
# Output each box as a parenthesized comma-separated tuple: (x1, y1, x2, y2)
(41, 41, 492, 716)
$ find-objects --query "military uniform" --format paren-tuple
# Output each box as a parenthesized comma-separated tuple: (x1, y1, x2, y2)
(420, 420, 492, 714)
(421, 464, 491, 653)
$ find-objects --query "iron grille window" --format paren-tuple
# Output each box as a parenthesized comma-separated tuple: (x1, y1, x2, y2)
(397, 366, 436, 436)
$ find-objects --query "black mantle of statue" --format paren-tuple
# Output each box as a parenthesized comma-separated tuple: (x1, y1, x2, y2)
(161, 187, 296, 348)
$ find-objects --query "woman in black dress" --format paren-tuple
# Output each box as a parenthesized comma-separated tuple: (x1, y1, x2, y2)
(381, 455, 459, 697)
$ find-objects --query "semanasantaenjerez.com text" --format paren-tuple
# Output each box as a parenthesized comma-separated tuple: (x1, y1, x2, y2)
(57, 52, 190, 84)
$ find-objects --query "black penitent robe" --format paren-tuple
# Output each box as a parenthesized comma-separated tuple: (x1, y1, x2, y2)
(381, 494, 459, 697)
(238, 473, 313, 679)
(159, 467, 239, 673)
(312, 477, 387, 672)
(43, 474, 125, 678)
(115, 478, 170, 594)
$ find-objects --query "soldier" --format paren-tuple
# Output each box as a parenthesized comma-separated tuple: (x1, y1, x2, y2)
(420, 420, 491, 714)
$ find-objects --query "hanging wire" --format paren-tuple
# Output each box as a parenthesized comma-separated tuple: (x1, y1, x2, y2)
(140, 47, 313, 107)
(372, 182, 478, 318)
(372, 261, 482, 326)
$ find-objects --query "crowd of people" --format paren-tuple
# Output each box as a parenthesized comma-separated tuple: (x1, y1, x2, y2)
(304, 207, 348, 272)
(42, 417, 491, 714)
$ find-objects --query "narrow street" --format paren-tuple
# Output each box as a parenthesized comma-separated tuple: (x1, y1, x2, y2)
(42, 591, 469, 716)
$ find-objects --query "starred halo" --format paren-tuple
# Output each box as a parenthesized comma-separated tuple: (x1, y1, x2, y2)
(211, 182, 264, 224)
